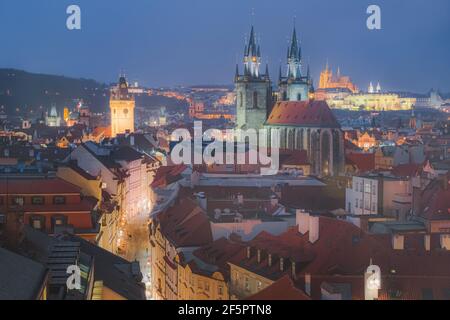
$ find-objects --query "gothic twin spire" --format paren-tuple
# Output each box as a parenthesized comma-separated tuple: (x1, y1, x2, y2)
(237, 24, 306, 82)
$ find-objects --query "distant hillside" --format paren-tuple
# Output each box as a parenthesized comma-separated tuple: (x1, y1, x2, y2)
(0, 69, 109, 115)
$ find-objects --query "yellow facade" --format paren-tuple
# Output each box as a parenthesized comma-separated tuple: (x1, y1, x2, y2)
(228, 263, 273, 300)
(329, 93, 416, 111)
(150, 221, 229, 300)
(57, 166, 121, 255)
(374, 148, 394, 170)
(177, 259, 229, 300)
(110, 99, 135, 137)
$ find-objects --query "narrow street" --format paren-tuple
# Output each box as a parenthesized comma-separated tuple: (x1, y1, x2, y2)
(124, 214, 152, 299)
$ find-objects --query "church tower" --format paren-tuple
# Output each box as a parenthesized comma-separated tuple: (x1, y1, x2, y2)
(110, 74, 135, 137)
(279, 26, 310, 102)
(235, 26, 272, 130)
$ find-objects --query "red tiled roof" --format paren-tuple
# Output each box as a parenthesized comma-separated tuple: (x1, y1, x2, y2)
(0, 178, 82, 195)
(151, 164, 186, 188)
(346, 152, 375, 172)
(390, 163, 422, 178)
(266, 100, 340, 128)
(157, 197, 213, 247)
(247, 275, 311, 300)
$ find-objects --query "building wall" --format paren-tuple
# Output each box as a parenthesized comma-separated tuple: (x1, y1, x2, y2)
(346, 177, 379, 215)
(229, 263, 273, 299)
(235, 81, 271, 130)
(110, 99, 135, 137)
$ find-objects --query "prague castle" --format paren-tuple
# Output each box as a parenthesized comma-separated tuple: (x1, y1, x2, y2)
(110, 75, 135, 137)
(234, 25, 344, 176)
(318, 63, 358, 93)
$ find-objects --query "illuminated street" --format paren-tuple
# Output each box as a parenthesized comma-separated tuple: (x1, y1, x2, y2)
(125, 213, 152, 300)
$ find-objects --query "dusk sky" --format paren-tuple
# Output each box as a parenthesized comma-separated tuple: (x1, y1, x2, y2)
(0, 0, 449, 92)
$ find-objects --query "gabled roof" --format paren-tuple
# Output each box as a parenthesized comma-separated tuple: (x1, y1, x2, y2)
(0, 248, 47, 300)
(266, 100, 340, 128)
(247, 275, 310, 300)
(157, 197, 213, 248)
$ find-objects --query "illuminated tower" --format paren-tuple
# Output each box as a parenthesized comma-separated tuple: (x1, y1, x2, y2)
(110, 74, 135, 137)
(279, 26, 310, 101)
(235, 26, 272, 130)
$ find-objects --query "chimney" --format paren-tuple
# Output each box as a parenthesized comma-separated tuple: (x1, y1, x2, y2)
(305, 274, 311, 296)
(291, 261, 296, 279)
(424, 234, 431, 251)
(297, 210, 310, 235)
(196, 192, 207, 211)
(309, 216, 320, 244)
(392, 234, 405, 250)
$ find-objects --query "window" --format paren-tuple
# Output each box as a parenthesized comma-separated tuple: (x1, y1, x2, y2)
(53, 196, 66, 205)
(372, 184, 376, 195)
(257, 281, 262, 291)
(372, 203, 376, 212)
(205, 281, 210, 292)
(355, 199, 359, 208)
(32, 196, 45, 205)
(12, 197, 24, 206)
(365, 199, 370, 210)
(364, 182, 371, 194)
(52, 215, 67, 231)
(31, 216, 45, 230)
(253, 91, 258, 109)
(297, 93, 302, 101)
(0, 214, 6, 224)
(218, 285, 224, 296)
(0, 197, 3, 205)
(244, 277, 250, 291)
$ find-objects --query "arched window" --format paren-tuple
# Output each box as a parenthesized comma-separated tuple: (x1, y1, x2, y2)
(253, 91, 258, 109)
(239, 92, 243, 108)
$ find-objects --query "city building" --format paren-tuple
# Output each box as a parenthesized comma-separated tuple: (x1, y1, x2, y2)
(345, 173, 412, 219)
(318, 63, 358, 93)
(265, 100, 345, 176)
(0, 177, 99, 247)
(235, 26, 272, 130)
(110, 75, 135, 137)
(278, 27, 311, 102)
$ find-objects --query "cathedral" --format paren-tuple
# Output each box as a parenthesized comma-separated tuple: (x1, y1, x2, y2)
(234, 25, 345, 176)
(110, 74, 135, 138)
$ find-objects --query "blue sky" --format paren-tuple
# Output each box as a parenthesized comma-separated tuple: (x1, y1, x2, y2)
(0, 0, 449, 92)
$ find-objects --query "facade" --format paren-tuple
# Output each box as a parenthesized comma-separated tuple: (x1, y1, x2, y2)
(45, 106, 61, 127)
(110, 75, 135, 137)
(0, 177, 99, 247)
(265, 100, 345, 176)
(346, 174, 412, 219)
(318, 64, 358, 93)
(235, 26, 272, 130)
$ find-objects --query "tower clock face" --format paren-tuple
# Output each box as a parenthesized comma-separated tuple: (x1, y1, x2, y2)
(123, 108, 129, 115)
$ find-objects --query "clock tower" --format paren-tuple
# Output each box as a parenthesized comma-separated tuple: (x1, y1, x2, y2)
(110, 74, 135, 137)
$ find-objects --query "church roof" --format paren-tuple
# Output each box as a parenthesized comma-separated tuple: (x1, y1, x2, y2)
(266, 100, 340, 128)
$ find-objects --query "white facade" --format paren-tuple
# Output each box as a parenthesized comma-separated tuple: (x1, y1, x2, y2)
(346, 176, 379, 215)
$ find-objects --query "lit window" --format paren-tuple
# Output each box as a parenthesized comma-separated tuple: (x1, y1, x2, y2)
(12, 197, 24, 206)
